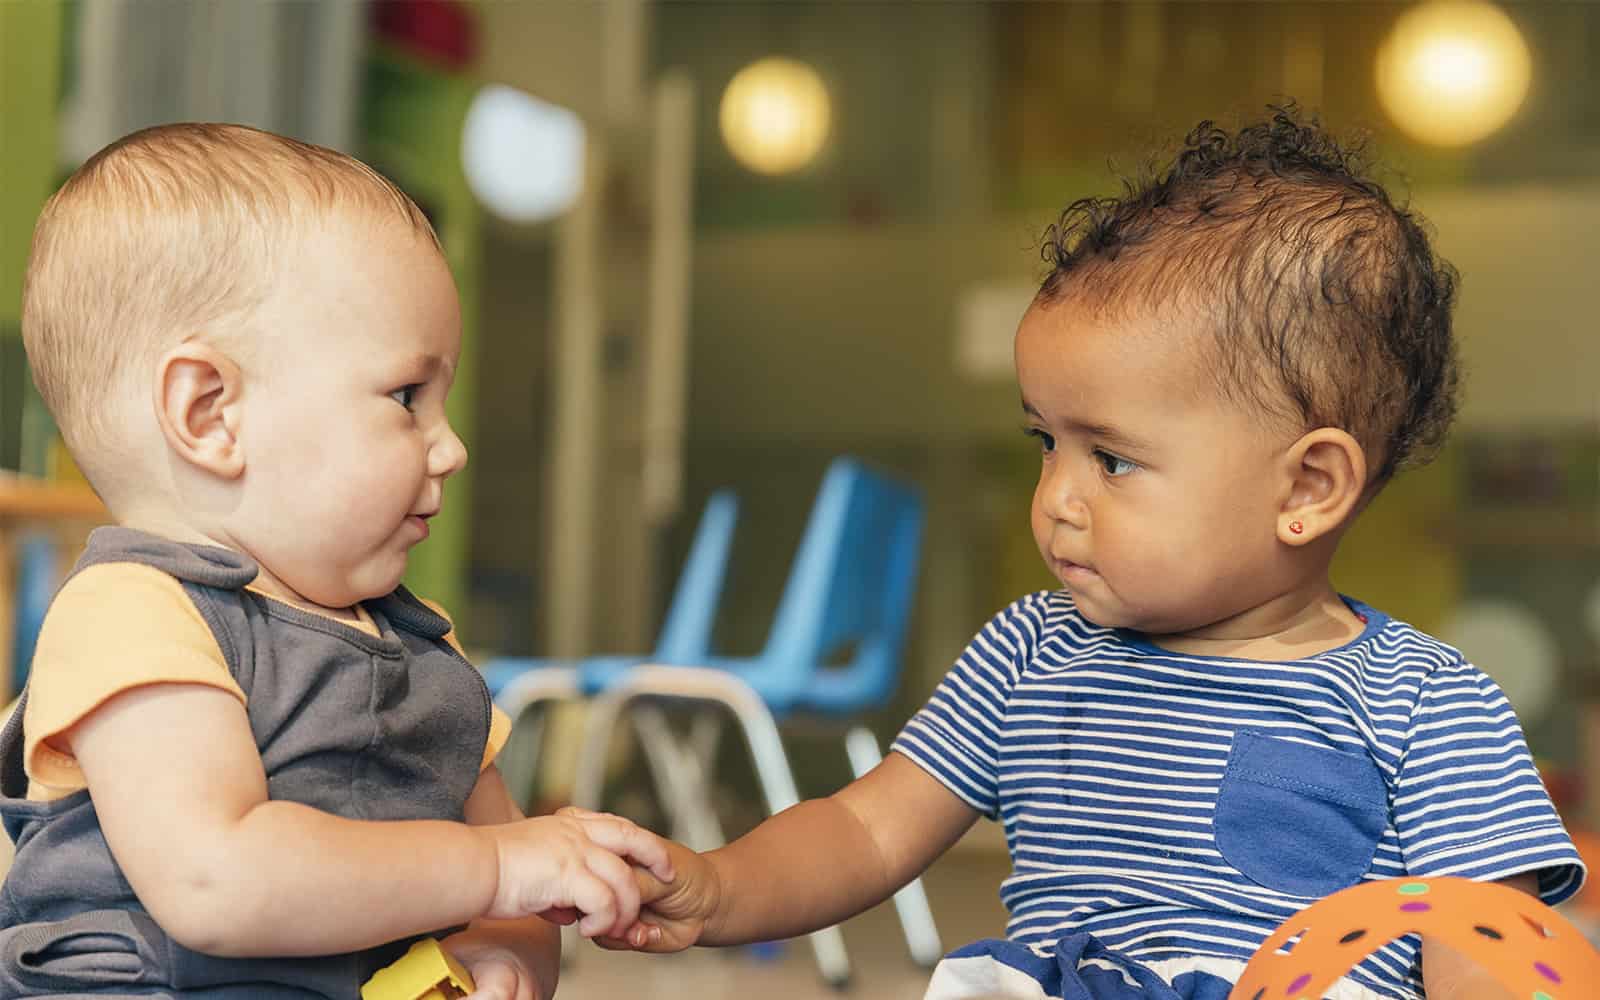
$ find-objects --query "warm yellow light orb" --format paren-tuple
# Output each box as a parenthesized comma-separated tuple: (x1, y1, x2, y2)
(719, 57, 830, 175)
(1376, 1, 1531, 147)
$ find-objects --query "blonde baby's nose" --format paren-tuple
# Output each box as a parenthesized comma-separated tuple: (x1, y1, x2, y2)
(431, 425, 468, 477)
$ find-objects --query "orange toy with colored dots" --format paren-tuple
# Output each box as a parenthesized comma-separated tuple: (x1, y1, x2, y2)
(1229, 877, 1600, 1000)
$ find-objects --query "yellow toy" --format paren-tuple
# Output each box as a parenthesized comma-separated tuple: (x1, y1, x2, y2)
(361, 937, 476, 1000)
(1231, 876, 1600, 1000)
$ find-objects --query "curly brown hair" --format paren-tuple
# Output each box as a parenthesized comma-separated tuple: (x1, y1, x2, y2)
(1037, 104, 1460, 484)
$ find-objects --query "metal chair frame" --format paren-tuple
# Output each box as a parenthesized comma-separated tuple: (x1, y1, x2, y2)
(570, 459, 942, 987)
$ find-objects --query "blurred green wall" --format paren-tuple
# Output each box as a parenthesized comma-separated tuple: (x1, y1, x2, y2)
(0, 1, 61, 331)
(0, 1, 63, 476)
(363, 47, 483, 617)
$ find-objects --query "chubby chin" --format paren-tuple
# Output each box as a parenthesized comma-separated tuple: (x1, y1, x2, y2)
(354, 557, 412, 602)
(304, 555, 411, 608)
(1047, 573, 1138, 632)
(1059, 586, 1111, 626)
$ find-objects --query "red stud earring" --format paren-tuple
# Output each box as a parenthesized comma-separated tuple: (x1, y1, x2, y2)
(1288, 520, 1305, 535)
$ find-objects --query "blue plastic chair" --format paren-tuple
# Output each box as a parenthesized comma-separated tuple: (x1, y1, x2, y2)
(482, 490, 739, 812)
(570, 457, 938, 986)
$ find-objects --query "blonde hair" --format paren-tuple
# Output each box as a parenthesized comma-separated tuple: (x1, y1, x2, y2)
(21, 122, 439, 490)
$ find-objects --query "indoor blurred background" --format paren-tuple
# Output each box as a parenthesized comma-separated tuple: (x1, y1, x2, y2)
(1, 1, 1597, 995)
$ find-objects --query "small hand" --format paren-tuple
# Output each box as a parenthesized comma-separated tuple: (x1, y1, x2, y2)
(483, 805, 675, 939)
(443, 917, 560, 1000)
(596, 838, 719, 953)
(443, 939, 538, 1000)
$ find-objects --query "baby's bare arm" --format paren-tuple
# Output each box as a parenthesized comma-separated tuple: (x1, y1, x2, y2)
(70, 683, 667, 957)
(71, 683, 499, 955)
(618, 752, 978, 950)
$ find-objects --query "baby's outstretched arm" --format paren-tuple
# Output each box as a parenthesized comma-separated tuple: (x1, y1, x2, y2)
(69, 682, 672, 959)
(601, 753, 978, 952)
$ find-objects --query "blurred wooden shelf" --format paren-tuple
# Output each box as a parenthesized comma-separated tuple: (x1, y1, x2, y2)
(0, 474, 105, 521)
(0, 475, 108, 704)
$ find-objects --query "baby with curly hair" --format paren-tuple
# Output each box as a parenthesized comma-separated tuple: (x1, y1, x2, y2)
(607, 107, 1584, 1000)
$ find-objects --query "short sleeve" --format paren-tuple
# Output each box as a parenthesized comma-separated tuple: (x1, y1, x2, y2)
(1392, 661, 1585, 905)
(24, 562, 244, 793)
(416, 595, 510, 773)
(891, 594, 1042, 819)
(482, 706, 512, 772)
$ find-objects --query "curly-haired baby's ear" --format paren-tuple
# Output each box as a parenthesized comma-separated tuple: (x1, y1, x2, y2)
(1276, 428, 1368, 547)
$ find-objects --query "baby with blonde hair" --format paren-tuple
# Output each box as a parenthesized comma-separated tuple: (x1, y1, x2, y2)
(24, 123, 436, 505)
(1, 122, 672, 1000)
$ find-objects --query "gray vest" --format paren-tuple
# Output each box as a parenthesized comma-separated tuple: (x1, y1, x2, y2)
(0, 527, 492, 998)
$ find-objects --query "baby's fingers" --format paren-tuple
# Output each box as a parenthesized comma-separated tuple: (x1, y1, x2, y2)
(633, 861, 674, 903)
(566, 867, 621, 939)
(594, 922, 663, 951)
(581, 844, 643, 938)
(461, 961, 517, 1000)
(561, 807, 675, 883)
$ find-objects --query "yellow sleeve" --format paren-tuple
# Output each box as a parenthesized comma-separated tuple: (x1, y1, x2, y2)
(24, 562, 245, 796)
(416, 595, 512, 772)
(484, 705, 512, 772)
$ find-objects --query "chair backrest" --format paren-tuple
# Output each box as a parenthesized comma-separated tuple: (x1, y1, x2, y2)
(653, 489, 740, 663)
(758, 458, 924, 707)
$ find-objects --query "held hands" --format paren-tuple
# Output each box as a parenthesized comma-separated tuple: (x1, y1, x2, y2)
(597, 836, 722, 953)
(479, 805, 675, 939)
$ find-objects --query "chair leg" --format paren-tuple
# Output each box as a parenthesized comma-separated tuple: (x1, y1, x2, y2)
(559, 683, 651, 970)
(595, 667, 853, 988)
(686, 709, 723, 775)
(492, 666, 581, 813)
(660, 670, 851, 988)
(731, 697, 851, 988)
(496, 708, 547, 813)
(683, 709, 727, 846)
(571, 685, 631, 814)
(630, 704, 727, 852)
(845, 725, 945, 968)
(490, 666, 583, 965)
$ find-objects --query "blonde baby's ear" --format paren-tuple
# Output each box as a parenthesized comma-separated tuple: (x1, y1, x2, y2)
(1276, 428, 1367, 547)
(153, 342, 246, 480)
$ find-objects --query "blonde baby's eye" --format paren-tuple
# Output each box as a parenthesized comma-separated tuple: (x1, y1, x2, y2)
(389, 384, 420, 411)
(1094, 449, 1137, 477)
(1023, 427, 1056, 453)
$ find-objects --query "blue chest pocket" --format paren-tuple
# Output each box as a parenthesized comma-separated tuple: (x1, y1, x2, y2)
(1213, 731, 1388, 898)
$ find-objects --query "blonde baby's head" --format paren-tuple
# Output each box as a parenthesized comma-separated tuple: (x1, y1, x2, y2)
(1019, 106, 1460, 642)
(23, 123, 467, 611)
(22, 122, 439, 506)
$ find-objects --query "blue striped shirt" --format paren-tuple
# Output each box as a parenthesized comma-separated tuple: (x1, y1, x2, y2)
(892, 591, 1584, 998)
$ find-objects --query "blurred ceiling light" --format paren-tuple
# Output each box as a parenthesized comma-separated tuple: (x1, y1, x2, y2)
(461, 84, 585, 223)
(719, 57, 830, 175)
(1376, 1, 1531, 147)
